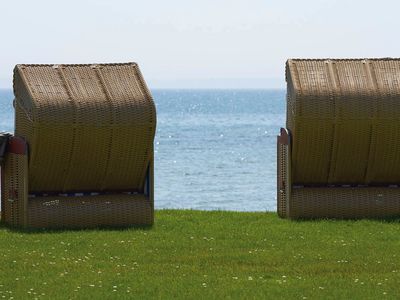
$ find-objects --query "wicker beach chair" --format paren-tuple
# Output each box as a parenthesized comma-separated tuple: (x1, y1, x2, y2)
(0, 63, 156, 228)
(278, 58, 400, 219)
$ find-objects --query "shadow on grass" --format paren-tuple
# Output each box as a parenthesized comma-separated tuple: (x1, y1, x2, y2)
(289, 216, 400, 223)
(0, 221, 153, 234)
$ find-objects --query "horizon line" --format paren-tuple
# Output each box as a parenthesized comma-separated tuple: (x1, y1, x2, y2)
(0, 87, 286, 91)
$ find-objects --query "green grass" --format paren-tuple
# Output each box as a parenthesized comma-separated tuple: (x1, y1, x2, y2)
(1, 210, 400, 299)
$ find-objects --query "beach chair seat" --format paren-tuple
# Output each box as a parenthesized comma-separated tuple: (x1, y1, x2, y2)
(278, 58, 400, 219)
(1, 63, 156, 228)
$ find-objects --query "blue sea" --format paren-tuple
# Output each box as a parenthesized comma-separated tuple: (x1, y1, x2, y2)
(0, 89, 285, 211)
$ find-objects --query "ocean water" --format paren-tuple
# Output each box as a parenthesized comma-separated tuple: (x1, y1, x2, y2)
(0, 89, 285, 211)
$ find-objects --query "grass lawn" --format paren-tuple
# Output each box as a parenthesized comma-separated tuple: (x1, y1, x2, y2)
(0, 210, 400, 299)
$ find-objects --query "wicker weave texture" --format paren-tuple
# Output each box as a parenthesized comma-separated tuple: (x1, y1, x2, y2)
(277, 132, 400, 219)
(277, 139, 287, 217)
(290, 187, 400, 219)
(2, 151, 28, 226)
(13, 63, 156, 193)
(286, 59, 400, 186)
(28, 194, 152, 228)
(277, 129, 291, 218)
(2, 138, 154, 228)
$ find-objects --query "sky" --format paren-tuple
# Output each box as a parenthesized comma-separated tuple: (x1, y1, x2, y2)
(1, 0, 400, 89)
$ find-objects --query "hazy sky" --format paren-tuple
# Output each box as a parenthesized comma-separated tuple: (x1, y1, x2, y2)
(1, 0, 399, 89)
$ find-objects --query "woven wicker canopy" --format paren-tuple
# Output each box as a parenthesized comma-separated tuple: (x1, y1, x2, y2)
(278, 58, 400, 219)
(13, 63, 156, 193)
(286, 58, 400, 186)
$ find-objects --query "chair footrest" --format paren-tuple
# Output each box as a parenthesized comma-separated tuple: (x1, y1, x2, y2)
(290, 187, 400, 219)
(27, 194, 153, 228)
